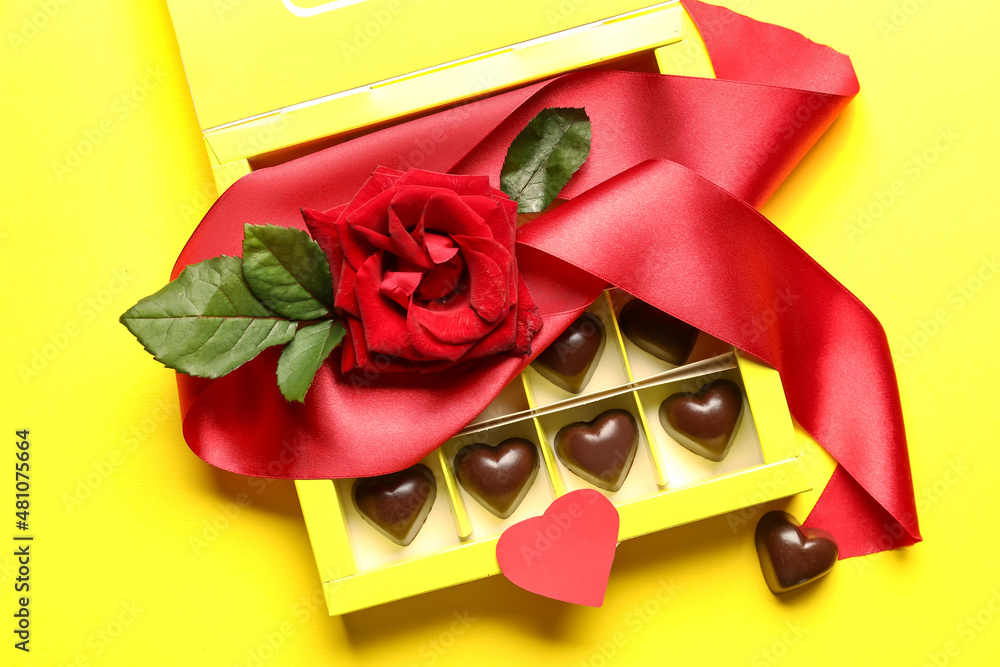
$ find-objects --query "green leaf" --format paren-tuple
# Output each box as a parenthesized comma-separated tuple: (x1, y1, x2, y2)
(242, 224, 334, 320)
(276, 320, 346, 402)
(120, 256, 298, 378)
(500, 107, 592, 213)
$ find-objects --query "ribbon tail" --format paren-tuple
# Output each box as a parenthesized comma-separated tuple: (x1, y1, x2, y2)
(517, 159, 921, 558)
(805, 465, 920, 558)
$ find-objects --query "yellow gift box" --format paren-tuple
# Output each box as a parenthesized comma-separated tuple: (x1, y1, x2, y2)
(164, 0, 810, 614)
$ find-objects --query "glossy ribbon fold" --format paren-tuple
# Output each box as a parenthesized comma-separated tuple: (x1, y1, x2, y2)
(172, 1, 920, 558)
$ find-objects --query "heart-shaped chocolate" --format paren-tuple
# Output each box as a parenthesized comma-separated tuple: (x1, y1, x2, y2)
(618, 298, 698, 365)
(554, 409, 639, 491)
(532, 312, 606, 394)
(352, 464, 437, 546)
(455, 438, 539, 519)
(755, 511, 838, 594)
(659, 379, 744, 462)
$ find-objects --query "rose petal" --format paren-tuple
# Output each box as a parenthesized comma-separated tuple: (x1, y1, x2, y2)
(419, 190, 493, 238)
(513, 272, 543, 354)
(351, 224, 393, 252)
(335, 172, 398, 270)
(380, 271, 423, 309)
(461, 305, 517, 358)
(417, 255, 465, 301)
(301, 206, 346, 294)
(387, 186, 435, 230)
(425, 232, 459, 264)
(340, 316, 364, 373)
(457, 195, 515, 250)
(410, 295, 495, 345)
(407, 307, 477, 361)
(451, 235, 511, 322)
(374, 166, 405, 178)
(346, 186, 399, 236)
(396, 169, 492, 196)
(334, 263, 360, 317)
(387, 208, 432, 269)
(354, 253, 419, 359)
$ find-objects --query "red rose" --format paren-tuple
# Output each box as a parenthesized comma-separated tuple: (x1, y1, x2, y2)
(302, 167, 542, 373)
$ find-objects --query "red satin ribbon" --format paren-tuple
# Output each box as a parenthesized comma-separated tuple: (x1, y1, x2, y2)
(172, 1, 919, 558)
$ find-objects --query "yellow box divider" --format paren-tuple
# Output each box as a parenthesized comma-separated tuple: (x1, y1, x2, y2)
(521, 400, 566, 498)
(605, 291, 635, 384)
(632, 390, 670, 489)
(293, 479, 357, 584)
(603, 292, 670, 487)
(522, 372, 568, 498)
(437, 447, 474, 540)
(204, 3, 683, 168)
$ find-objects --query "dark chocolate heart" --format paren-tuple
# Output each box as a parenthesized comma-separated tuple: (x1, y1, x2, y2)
(755, 511, 838, 594)
(454, 438, 539, 519)
(618, 299, 698, 365)
(352, 464, 437, 546)
(659, 379, 744, 462)
(554, 409, 639, 491)
(533, 312, 606, 394)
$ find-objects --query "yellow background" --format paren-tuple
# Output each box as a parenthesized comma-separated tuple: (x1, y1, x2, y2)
(3, 0, 999, 665)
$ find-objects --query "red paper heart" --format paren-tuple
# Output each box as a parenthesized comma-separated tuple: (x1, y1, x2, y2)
(496, 489, 619, 606)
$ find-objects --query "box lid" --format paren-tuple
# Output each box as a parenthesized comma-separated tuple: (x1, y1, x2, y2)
(166, 0, 681, 131)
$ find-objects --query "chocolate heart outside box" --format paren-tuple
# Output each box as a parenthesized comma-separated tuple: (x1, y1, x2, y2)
(554, 409, 639, 492)
(659, 379, 745, 462)
(532, 312, 606, 394)
(352, 464, 437, 546)
(755, 511, 839, 594)
(454, 438, 539, 519)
